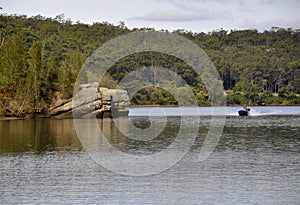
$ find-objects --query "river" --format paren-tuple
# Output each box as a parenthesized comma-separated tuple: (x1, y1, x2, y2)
(0, 106, 299, 204)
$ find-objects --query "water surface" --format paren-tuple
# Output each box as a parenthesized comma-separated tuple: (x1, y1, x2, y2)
(0, 106, 299, 204)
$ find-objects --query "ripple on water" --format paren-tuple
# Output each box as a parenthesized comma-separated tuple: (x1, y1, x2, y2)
(0, 113, 299, 204)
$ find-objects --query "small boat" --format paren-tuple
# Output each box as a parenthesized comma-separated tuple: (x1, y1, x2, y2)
(238, 107, 250, 116)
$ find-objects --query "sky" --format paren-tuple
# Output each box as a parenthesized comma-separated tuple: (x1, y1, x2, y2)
(1, 0, 300, 33)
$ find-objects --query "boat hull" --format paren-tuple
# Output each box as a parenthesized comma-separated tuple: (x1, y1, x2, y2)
(238, 110, 249, 116)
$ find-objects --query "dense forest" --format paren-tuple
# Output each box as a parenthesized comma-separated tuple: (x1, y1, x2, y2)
(0, 14, 299, 117)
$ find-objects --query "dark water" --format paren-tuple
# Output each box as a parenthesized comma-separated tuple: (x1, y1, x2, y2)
(0, 107, 299, 204)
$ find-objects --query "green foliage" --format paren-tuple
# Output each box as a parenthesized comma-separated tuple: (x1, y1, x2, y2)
(0, 14, 299, 117)
(233, 81, 246, 92)
(196, 92, 210, 106)
(227, 93, 248, 105)
(0, 14, 129, 116)
(263, 96, 283, 105)
(290, 97, 300, 105)
(131, 87, 178, 106)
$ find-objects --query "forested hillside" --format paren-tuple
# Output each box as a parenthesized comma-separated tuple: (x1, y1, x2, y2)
(0, 14, 299, 117)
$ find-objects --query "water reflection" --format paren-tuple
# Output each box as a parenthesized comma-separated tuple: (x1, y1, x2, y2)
(0, 113, 299, 204)
(98, 116, 197, 155)
(0, 116, 208, 156)
(1, 115, 299, 156)
(0, 119, 82, 153)
(98, 117, 128, 145)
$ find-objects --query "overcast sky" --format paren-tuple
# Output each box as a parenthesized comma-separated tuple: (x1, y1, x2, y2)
(1, 0, 300, 32)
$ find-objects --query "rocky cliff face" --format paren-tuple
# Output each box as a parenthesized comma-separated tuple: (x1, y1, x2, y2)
(48, 82, 130, 118)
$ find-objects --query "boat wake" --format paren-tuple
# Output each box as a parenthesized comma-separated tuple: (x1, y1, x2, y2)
(129, 106, 300, 117)
(227, 107, 282, 116)
(249, 109, 279, 116)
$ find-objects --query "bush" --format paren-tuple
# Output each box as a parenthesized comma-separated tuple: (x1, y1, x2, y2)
(0, 107, 7, 116)
(246, 92, 260, 104)
(263, 96, 282, 105)
(278, 87, 287, 97)
(227, 93, 248, 105)
(290, 97, 300, 105)
(233, 81, 246, 92)
(285, 93, 297, 100)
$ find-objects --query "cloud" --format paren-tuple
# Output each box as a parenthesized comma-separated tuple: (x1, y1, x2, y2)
(126, 0, 299, 31)
(240, 18, 300, 31)
(163, 0, 233, 12)
(128, 9, 216, 22)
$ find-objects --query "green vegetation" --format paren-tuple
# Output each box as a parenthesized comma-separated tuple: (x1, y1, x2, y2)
(0, 14, 299, 117)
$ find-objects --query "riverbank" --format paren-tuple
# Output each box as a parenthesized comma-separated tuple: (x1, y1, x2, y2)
(0, 117, 23, 120)
(1, 103, 300, 119)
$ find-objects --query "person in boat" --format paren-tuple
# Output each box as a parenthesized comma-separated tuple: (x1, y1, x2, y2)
(238, 106, 250, 116)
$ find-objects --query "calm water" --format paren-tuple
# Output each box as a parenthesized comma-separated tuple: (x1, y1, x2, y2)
(0, 106, 299, 204)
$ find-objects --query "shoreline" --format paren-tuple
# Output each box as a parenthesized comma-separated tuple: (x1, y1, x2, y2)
(1, 105, 300, 120)
(0, 117, 23, 121)
(129, 104, 300, 107)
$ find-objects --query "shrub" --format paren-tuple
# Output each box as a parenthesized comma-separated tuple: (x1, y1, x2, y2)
(263, 96, 282, 105)
(227, 93, 248, 105)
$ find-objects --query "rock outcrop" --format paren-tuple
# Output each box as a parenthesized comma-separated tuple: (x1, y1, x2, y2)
(48, 82, 130, 118)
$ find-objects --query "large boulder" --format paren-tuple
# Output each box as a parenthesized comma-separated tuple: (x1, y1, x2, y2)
(49, 83, 130, 118)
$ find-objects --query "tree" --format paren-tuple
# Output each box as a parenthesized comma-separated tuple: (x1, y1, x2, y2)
(27, 40, 43, 111)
